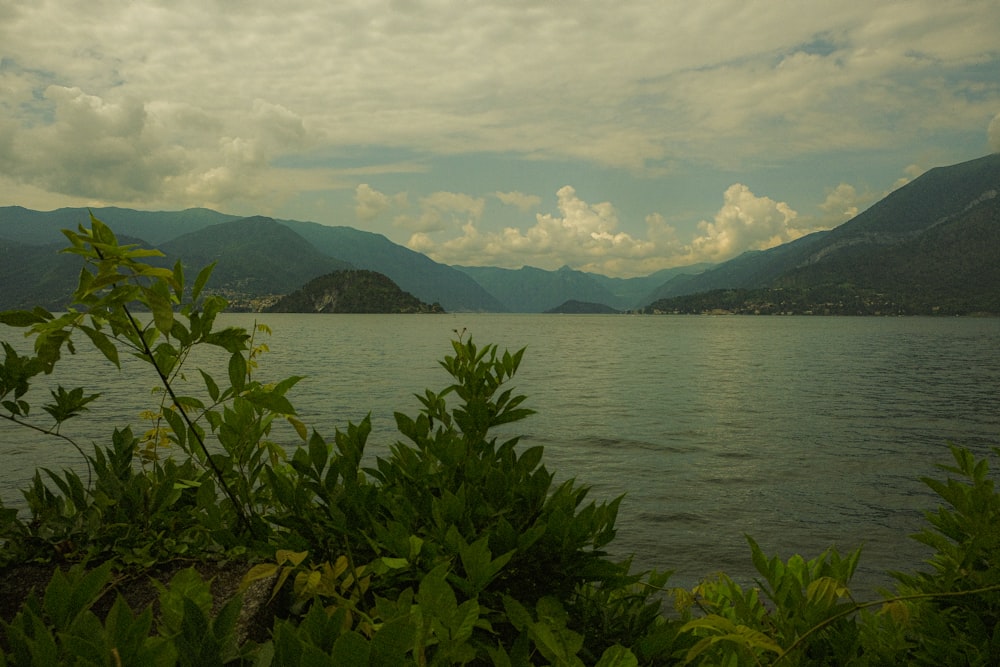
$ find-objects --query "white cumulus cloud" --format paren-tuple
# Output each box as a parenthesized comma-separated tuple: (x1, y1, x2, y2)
(408, 185, 686, 276)
(407, 183, 845, 274)
(494, 191, 542, 212)
(355, 183, 394, 221)
(819, 183, 863, 222)
(687, 185, 809, 262)
(394, 191, 486, 233)
(989, 112, 1000, 153)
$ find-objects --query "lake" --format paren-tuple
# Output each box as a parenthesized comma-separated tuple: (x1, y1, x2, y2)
(2, 313, 999, 594)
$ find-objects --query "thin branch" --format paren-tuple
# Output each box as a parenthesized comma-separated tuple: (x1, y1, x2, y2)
(1, 412, 93, 487)
(773, 582, 1000, 664)
(88, 246, 256, 537)
(117, 297, 255, 536)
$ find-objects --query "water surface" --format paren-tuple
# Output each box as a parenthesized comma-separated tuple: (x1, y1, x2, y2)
(2, 314, 998, 593)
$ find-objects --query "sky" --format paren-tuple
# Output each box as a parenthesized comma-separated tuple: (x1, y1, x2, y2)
(1, 1, 999, 277)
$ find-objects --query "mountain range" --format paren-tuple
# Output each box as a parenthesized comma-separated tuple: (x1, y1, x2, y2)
(1, 153, 997, 314)
(646, 153, 1000, 315)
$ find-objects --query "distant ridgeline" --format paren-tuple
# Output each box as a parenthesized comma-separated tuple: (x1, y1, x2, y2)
(644, 152, 1000, 316)
(265, 270, 445, 314)
(1, 152, 998, 314)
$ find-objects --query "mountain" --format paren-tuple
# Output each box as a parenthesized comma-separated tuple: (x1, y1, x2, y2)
(155, 216, 354, 310)
(454, 265, 625, 312)
(595, 264, 711, 307)
(646, 153, 1000, 315)
(0, 238, 81, 310)
(0, 206, 238, 246)
(3, 153, 996, 315)
(266, 270, 444, 314)
(646, 232, 831, 301)
(0, 207, 503, 312)
(278, 220, 504, 312)
(455, 263, 715, 312)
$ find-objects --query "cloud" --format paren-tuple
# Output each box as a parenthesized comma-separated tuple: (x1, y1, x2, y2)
(394, 191, 485, 233)
(0, 85, 186, 201)
(250, 99, 308, 153)
(819, 183, 863, 222)
(4, 1, 996, 183)
(355, 183, 393, 221)
(688, 185, 807, 262)
(0, 78, 326, 210)
(494, 191, 542, 212)
(813, 162, 930, 228)
(408, 185, 685, 276)
(990, 112, 1000, 153)
(407, 183, 849, 274)
(1, 1, 997, 273)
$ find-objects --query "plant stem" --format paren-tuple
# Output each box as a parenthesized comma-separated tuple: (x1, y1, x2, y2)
(118, 301, 255, 537)
(1, 413, 93, 487)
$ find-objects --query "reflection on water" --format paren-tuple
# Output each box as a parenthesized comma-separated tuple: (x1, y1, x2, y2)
(2, 314, 999, 593)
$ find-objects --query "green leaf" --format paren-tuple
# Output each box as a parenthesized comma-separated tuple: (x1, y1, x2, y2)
(78, 324, 121, 368)
(418, 563, 457, 619)
(459, 538, 514, 594)
(156, 568, 213, 637)
(42, 385, 101, 423)
(173, 394, 205, 411)
(172, 260, 185, 301)
(0, 309, 50, 327)
(228, 352, 247, 393)
(370, 614, 416, 667)
(502, 596, 533, 632)
(162, 408, 187, 448)
(45, 563, 113, 631)
(805, 576, 850, 606)
(273, 374, 305, 396)
(192, 262, 216, 302)
(143, 285, 175, 335)
(594, 645, 639, 667)
(308, 432, 328, 475)
(104, 596, 154, 664)
(199, 369, 221, 402)
(246, 389, 295, 415)
(331, 631, 371, 665)
(449, 599, 480, 643)
(287, 415, 308, 441)
(206, 327, 250, 354)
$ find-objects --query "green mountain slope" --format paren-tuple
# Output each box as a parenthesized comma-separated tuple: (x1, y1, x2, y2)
(0, 239, 81, 310)
(647, 231, 831, 301)
(0, 207, 504, 312)
(156, 216, 353, 309)
(267, 270, 444, 314)
(775, 194, 1000, 314)
(646, 153, 1000, 315)
(279, 220, 505, 312)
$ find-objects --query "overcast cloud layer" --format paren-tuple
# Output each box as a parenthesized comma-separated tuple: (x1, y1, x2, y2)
(2, 1, 998, 275)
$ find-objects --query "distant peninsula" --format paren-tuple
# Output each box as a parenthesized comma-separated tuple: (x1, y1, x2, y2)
(265, 270, 445, 314)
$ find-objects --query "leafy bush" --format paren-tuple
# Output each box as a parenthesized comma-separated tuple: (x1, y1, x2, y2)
(1, 216, 998, 665)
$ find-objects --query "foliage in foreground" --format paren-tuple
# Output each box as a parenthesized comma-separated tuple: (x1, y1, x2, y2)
(0, 216, 998, 665)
